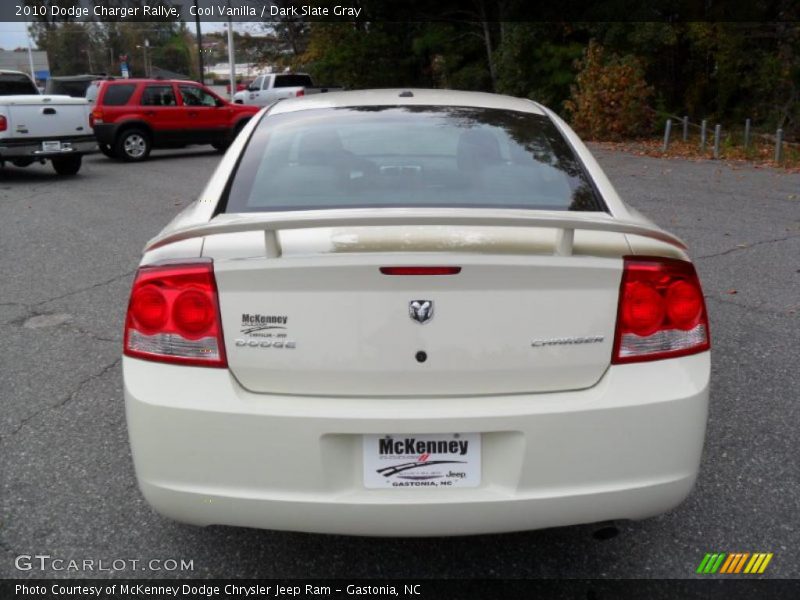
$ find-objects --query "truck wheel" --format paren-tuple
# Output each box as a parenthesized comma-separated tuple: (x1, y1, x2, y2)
(116, 129, 151, 162)
(99, 143, 116, 159)
(52, 155, 82, 176)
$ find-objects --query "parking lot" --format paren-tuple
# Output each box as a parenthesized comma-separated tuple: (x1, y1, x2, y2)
(1, 147, 798, 578)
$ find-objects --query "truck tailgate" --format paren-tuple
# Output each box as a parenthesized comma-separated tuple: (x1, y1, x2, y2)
(6, 95, 90, 138)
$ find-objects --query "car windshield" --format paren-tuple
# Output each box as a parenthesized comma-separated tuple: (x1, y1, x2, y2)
(224, 105, 603, 213)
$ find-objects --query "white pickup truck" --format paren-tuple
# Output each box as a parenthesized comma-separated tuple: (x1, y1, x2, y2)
(0, 70, 96, 175)
(232, 73, 342, 107)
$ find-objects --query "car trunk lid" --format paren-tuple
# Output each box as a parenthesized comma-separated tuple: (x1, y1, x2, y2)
(207, 226, 625, 396)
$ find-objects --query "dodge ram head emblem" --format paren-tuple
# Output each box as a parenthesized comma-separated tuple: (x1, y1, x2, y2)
(409, 300, 434, 324)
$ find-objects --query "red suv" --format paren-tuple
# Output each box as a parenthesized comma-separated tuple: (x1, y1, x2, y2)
(90, 79, 260, 161)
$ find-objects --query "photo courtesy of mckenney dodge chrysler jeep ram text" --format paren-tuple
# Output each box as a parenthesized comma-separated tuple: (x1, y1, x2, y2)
(122, 89, 711, 536)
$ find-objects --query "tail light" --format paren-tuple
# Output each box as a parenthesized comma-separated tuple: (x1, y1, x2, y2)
(123, 261, 227, 368)
(295, 89, 305, 97)
(380, 266, 461, 275)
(0, 115, 6, 132)
(90, 108, 103, 127)
(612, 256, 710, 364)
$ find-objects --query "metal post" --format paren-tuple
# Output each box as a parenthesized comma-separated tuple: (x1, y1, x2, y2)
(682, 116, 688, 141)
(700, 120, 707, 150)
(775, 128, 784, 162)
(713, 124, 721, 159)
(226, 7, 236, 99)
(744, 119, 751, 150)
(193, 0, 204, 84)
(662, 119, 672, 153)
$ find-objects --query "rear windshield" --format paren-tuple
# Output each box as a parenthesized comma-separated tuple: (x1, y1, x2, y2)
(0, 73, 38, 95)
(274, 74, 313, 88)
(101, 83, 136, 106)
(45, 79, 95, 97)
(85, 82, 100, 104)
(224, 106, 602, 213)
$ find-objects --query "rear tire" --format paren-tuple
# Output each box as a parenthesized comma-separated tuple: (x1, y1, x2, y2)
(98, 143, 116, 158)
(115, 129, 151, 162)
(51, 155, 82, 176)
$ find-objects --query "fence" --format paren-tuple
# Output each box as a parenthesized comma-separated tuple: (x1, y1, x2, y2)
(653, 109, 798, 163)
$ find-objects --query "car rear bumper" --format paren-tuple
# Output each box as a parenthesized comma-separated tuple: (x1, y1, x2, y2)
(93, 124, 115, 146)
(124, 352, 710, 536)
(0, 135, 97, 158)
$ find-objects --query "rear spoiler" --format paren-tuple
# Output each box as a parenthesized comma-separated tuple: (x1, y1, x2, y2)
(146, 208, 686, 257)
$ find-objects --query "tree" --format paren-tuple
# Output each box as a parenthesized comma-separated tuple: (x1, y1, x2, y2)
(565, 41, 654, 140)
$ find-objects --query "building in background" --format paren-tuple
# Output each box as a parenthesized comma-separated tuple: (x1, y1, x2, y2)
(0, 49, 50, 84)
(205, 62, 264, 81)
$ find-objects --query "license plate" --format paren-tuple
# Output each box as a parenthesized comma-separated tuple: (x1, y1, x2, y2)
(363, 433, 481, 489)
(42, 141, 61, 152)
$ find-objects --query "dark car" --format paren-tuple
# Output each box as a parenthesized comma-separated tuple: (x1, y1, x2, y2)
(90, 79, 260, 161)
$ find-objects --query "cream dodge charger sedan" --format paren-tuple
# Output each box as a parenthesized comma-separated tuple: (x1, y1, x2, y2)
(123, 89, 710, 536)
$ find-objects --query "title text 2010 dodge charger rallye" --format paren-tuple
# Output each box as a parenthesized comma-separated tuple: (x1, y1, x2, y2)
(123, 89, 710, 536)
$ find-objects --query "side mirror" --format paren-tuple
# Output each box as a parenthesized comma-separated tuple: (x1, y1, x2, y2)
(215, 98, 226, 107)
(246, 85, 258, 92)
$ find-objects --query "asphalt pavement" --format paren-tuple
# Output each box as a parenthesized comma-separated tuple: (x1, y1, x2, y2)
(1, 146, 798, 579)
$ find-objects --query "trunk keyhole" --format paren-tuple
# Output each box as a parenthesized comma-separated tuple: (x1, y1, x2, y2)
(415, 351, 427, 363)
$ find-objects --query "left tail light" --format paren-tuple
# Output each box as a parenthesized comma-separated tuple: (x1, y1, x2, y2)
(0, 115, 7, 132)
(90, 108, 103, 127)
(612, 256, 710, 364)
(124, 261, 227, 368)
(295, 89, 305, 97)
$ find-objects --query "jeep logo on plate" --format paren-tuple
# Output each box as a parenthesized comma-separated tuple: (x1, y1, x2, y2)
(409, 300, 433, 324)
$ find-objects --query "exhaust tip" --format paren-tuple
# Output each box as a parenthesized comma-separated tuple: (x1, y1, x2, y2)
(592, 523, 620, 541)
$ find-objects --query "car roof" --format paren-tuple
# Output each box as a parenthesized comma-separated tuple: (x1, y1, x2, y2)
(104, 79, 199, 85)
(268, 88, 545, 116)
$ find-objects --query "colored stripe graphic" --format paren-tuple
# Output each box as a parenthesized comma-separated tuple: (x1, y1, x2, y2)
(697, 553, 727, 574)
(719, 553, 736, 573)
(734, 553, 750, 573)
(721, 553, 740, 573)
(758, 553, 773, 573)
(696, 553, 712, 574)
(700, 552, 774, 574)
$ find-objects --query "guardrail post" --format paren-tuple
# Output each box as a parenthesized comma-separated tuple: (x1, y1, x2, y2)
(775, 128, 784, 162)
(744, 118, 751, 150)
(663, 119, 672, 152)
(713, 124, 721, 159)
(700, 119, 707, 150)
(682, 116, 689, 141)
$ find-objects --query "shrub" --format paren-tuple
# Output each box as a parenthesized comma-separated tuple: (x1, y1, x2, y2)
(565, 41, 654, 140)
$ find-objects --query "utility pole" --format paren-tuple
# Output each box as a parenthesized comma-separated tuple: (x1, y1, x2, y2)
(226, 8, 236, 99)
(25, 20, 36, 81)
(138, 39, 150, 77)
(193, 0, 204, 84)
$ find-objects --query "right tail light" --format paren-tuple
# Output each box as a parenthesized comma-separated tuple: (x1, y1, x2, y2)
(612, 256, 710, 364)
